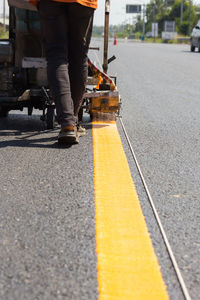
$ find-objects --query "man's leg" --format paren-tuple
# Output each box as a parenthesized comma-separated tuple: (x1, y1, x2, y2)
(67, 3, 94, 124)
(39, 0, 75, 128)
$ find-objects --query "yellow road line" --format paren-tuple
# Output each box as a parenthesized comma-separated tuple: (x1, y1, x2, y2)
(92, 121, 169, 300)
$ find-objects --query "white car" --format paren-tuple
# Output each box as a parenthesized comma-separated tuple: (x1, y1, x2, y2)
(190, 22, 200, 52)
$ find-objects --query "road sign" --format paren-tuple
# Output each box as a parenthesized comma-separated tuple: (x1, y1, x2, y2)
(164, 21, 175, 32)
(152, 23, 158, 38)
(162, 32, 177, 40)
(126, 4, 141, 14)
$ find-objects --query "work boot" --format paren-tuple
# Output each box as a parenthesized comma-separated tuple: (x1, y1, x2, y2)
(58, 125, 79, 144)
(77, 124, 86, 137)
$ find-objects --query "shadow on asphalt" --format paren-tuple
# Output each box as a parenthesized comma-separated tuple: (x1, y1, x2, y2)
(0, 114, 73, 149)
(0, 114, 46, 133)
(0, 137, 70, 149)
(92, 124, 111, 129)
(84, 124, 92, 130)
(84, 124, 110, 129)
(181, 50, 200, 54)
(0, 113, 108, 149)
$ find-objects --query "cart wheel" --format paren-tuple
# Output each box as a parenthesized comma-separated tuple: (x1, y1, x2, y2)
(190, 43, 195, 52)
(89, 112, 93, 121)
(46, 107, 55, 129)
(78, 107, 83, 122)
(0, 107, 9, 118)
(28, 106, 33, 116)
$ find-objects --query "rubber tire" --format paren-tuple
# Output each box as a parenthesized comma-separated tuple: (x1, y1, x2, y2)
(191, 43, 195, 52)
(198, 42, 200, 52)
(89, 112, 93, 121)
(0, 107, 9, 118)
(78, 107, 83, 122)
(46, 107, 55, 129)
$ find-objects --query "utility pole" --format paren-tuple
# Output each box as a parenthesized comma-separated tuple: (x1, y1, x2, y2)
(153, 5, 156, 42)
(3, 0, 6, 31)
(142, 4, 146, 36)
(103, 0, 110, 74)
(188, 0, 191, 36)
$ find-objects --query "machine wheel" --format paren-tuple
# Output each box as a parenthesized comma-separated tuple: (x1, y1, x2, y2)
(89, 112, 93, 121)
(78, 107, 83, 122)
(28, 106, 33, 116)
(198, 42, 200, 52)
(46, 106, 55, 129)
(0, 107, 9, 118)
(190, 43, 195, 52)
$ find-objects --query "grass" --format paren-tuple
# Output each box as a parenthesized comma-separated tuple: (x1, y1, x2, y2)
(145, 38, 163, 43)
(0, 28, 9, 39)
(144, 35, 190, 45)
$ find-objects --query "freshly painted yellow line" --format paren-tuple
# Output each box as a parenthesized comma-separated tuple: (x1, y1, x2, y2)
(92, 121, 169, 300)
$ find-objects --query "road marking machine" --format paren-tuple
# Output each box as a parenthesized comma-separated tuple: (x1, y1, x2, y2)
(0, 0, 120, 128)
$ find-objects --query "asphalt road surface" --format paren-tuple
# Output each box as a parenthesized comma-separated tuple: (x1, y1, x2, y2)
(108, 40, 200, 300)
(0, 40, 200, 299)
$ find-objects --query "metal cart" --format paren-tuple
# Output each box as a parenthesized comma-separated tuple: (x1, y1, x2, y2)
(0, 0, 120, 128)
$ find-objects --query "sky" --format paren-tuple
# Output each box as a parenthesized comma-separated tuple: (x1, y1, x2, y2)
(94, 0, 200, 25)
(1, 0, 149, 25)
(1, 0, 200, 26)
(94, 0, 150, 26)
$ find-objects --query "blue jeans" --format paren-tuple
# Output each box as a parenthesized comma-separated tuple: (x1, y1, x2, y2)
(39, 0, 94, 127)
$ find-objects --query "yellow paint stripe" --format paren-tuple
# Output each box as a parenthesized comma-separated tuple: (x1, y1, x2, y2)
(92, 121, 169, 300)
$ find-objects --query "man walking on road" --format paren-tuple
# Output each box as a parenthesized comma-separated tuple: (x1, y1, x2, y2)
(37, 0, 97, 144)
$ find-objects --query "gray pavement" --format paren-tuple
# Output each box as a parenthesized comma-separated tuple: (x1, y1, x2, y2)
(108, 41, 200, 300)
(0, 114, 97, 300)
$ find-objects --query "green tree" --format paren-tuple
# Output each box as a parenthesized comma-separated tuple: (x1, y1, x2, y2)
(169, 0, 198, 35)
(92, 26, 104, 37)
(146, 0, 169, 33)
(145, 0, 198, 36)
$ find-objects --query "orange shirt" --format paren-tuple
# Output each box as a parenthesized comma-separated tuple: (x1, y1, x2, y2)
(30, 0, 97, 9)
